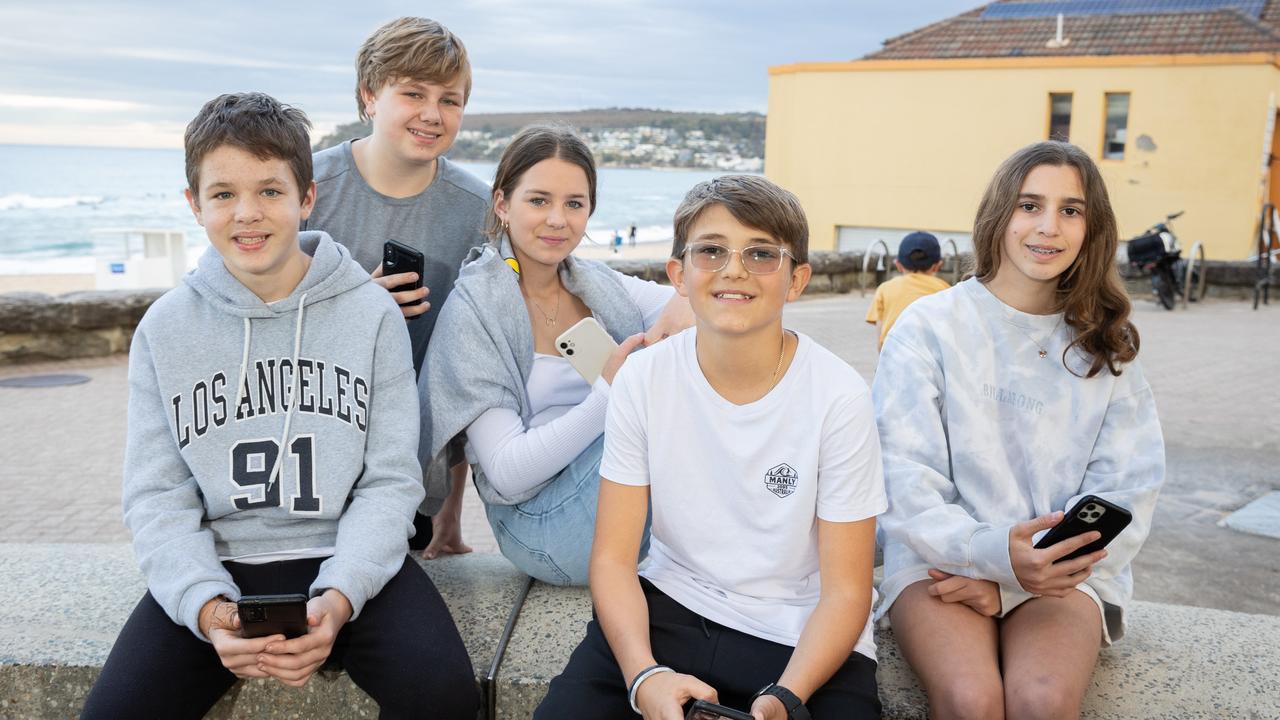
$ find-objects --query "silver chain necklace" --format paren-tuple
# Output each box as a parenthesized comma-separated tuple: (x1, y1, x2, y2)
(1009, 317, 1063, 359)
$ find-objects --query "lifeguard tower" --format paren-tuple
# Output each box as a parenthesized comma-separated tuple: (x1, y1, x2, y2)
(91, 228, 189, 290)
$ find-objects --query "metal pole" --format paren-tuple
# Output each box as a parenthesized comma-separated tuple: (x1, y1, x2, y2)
(861, 239, 890, 297)
(484, 575, 535, 720)
(1182, 241, 1205, 309)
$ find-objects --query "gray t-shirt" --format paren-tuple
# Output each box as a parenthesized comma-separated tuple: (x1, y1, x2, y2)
(305, 141, 490, 372)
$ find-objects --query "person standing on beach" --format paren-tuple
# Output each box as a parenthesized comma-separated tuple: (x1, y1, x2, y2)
(302, 17, 488, 561)
(629, 222, 637, 247)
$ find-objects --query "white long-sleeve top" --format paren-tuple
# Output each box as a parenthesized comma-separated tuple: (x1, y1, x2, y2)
(464, 271, 674, 499)
(872, 278, 1164, 641)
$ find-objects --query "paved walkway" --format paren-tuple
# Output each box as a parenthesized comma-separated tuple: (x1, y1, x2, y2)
(1, 293, 1276, 614)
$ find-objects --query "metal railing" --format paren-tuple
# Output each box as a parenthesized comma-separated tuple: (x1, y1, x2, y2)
(1181, 241, 1207, 309)
(1255, 203, 1276, 310)
(942, 238, 960, 285)
(860, 239, 890, 297)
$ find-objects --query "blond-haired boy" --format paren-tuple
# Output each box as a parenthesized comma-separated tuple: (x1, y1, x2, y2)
(305, 17, 489, 556)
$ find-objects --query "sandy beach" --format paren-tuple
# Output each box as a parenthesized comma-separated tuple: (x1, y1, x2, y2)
(571, 238, 672, 260)
(0, 273, 96, 295)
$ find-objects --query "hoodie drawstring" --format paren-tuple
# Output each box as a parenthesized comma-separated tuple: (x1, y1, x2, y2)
(266, 292, 307, 492)
(232, 317, 252, 424)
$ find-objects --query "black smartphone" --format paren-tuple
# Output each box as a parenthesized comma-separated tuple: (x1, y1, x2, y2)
(685, 699, 755, 720)
(382, 240, 425, 307)
(237, 593, 308, 639)
(1034, 495, 1133, 563)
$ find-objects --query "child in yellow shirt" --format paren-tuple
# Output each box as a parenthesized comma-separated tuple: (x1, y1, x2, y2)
(865, 231, 950, 350)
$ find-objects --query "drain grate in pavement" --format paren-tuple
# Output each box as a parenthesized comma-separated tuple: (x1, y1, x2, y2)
(0, 374, 92, 388)
(1219, 492, 1280, 540)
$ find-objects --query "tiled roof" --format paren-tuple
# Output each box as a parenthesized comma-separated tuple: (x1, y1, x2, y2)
(865, 1, 1280, 59)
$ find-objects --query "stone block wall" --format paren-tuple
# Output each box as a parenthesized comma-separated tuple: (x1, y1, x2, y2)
(0, 290, 164, 365)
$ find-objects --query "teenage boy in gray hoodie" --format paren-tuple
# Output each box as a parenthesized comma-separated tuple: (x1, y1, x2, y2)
(81, 92, 477, 720)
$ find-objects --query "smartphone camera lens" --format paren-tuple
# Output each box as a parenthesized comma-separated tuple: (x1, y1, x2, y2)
(243, 606, 265, 622)
(559, 342, 568, 349)
(566, 349, 574, 355)
(1079, 504, 1103, 522)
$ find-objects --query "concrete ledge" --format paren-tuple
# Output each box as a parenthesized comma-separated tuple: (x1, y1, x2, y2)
(494, 585, 1280, 720)
(0, 544, 526, 719)
(3, 545, 1279, 719)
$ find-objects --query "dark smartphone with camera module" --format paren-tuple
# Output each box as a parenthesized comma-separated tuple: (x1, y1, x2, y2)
(382, 240, 425, 308)
(685, 700, 755, 720)
(237, 593, 308, 639)
(1033, 495, 1132, 563)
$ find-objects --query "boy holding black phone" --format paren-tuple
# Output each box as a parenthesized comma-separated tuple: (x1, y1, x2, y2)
(81, 92, 477, 719)
(302, 16, 490, 558)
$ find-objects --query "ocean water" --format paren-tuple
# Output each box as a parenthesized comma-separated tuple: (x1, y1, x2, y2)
(0, 144, 727, 275)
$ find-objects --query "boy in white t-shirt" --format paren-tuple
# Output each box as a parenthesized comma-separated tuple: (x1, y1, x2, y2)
(535, 176, 887, 720)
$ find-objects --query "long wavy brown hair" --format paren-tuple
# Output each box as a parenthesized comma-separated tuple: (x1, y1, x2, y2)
(972, 141, 1138, 377)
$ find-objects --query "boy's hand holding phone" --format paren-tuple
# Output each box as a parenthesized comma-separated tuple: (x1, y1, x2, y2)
(636, 670, 718, 720)
(255, 589, 353, 687)
(1008, 512, 1108, 597)
(198, 597, 279, 679)
(370, 264, 430, 318)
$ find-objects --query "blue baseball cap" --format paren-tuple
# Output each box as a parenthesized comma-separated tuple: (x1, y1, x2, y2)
(898, 231, 941, 270)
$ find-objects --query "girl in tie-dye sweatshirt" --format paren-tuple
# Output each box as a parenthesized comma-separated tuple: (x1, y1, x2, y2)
(873, 141, 1164, 720)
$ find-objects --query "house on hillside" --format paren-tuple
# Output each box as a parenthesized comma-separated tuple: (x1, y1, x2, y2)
(766, 0, 1280, 259)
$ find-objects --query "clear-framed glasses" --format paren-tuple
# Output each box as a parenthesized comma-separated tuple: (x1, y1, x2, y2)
(681, 242, 795, 275)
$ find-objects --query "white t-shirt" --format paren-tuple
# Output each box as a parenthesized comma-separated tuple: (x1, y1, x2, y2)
(602, 328, 887, 659)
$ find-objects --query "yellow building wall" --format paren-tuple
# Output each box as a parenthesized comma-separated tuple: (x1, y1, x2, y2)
(766, 56, 1279, 259)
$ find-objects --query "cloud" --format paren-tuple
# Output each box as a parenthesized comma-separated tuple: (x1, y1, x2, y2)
(102, 47, 350, 74)
(0, 93, 147, 112)
(0, 120, 186, 148)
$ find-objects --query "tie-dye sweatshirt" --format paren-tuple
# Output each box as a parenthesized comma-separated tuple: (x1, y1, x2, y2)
(872, 278, 1164, 641)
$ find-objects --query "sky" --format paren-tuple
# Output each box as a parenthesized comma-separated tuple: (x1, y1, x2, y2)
(0, 1, 979, 149)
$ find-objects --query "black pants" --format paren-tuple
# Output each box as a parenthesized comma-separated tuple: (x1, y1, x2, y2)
(535, 579, 881, 719)
(81, 556, 478, 720)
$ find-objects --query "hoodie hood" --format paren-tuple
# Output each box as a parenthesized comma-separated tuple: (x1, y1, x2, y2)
(184, 231, 369, 316)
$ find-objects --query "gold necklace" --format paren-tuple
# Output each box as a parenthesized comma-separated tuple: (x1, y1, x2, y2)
(526, 285, 561, 327)
(768, 330, 789, 388)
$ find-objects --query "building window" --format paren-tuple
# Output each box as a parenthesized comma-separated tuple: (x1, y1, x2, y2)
(1103, 93, 1129, 160)
(1048, 93, 1072, 141)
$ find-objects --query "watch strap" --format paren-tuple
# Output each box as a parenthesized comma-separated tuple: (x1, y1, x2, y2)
(753, 683, 811, 720)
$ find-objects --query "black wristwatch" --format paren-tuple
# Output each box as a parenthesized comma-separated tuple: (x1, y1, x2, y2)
(751, 683, 811, 720)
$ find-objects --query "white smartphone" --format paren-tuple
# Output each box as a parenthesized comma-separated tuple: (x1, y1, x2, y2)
(555, 317, 618, 384)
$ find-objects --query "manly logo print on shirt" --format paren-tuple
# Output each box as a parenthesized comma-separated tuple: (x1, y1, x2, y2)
(765, 463, 799, 498)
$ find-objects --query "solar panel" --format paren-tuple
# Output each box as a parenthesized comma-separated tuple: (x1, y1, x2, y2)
(980, 0, 1265, 19)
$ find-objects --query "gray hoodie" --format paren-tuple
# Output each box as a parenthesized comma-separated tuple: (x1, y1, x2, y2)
(123, 231, 424, 640)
